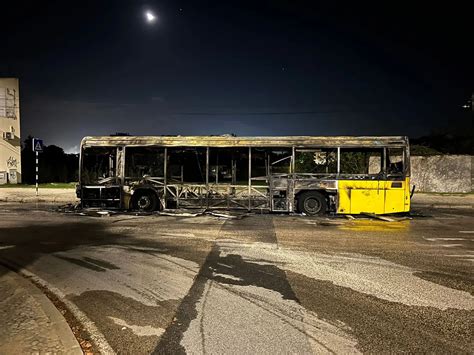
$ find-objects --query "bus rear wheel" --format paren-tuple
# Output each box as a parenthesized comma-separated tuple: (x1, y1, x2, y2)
(132, 190, 158, 212)
(298, 191, 327, 216)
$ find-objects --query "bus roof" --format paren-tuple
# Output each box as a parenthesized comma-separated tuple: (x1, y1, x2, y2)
(81, 135, 409, 148)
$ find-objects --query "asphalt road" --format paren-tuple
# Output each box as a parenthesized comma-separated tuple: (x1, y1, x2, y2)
(0, 203, 473, 354)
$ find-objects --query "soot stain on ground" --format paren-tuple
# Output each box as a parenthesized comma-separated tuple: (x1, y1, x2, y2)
(0, 221, 130, 278)
(209, 253, 299, 301)
(286, 270, 473, 353)
(155, 216, 299, 353)
(414, 270, 474, 295)
(219, 215, 278, 244)
(53, 255, 121, 272)
(154, 246, 218, 354)
(82, 257, 120, 270)
(54, 255, 107, 272)
(70, 290, 179, 355)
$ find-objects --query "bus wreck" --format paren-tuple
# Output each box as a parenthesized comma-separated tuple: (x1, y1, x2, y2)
(77, 135, 411, 215)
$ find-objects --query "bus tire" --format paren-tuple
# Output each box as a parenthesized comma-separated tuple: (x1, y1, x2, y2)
(298, 191, 327, 216)
(131, 190, 158, 212)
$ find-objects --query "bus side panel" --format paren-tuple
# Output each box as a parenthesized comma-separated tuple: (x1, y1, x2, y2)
(383, 177, 411, 213)
(337, 180, 385, 214)
(404, 177, 411, 212)
(384, 181, 404, 214)
(351, 189, 385, 214)
(337, 182, 351, 214)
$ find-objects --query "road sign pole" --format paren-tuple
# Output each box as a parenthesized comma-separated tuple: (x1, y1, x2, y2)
(32, 137, 43, 196)
(36, 150, 39, 196)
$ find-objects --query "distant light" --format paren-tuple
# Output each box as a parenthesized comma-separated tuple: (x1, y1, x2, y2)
(145, 11, 156, 23)
(462, 104, 469, 108)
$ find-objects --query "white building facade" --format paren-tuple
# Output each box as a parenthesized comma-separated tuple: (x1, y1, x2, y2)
(0, 78, 21, 184)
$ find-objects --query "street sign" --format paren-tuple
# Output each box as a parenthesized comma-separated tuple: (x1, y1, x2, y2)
(32, 138, 44, 197)
(33, 138, 43, 152)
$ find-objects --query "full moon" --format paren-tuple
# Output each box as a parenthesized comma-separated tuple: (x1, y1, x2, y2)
(145, 11, 156, 23)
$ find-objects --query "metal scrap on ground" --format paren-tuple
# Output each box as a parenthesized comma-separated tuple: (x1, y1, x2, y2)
(55, 204, 247, 219)
(55, 203, 416, 222)
(158, 210, 247, 219)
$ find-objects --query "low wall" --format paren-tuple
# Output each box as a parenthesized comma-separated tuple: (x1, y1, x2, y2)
(0, 188, 77, 203)
(410, 155, 472, 193)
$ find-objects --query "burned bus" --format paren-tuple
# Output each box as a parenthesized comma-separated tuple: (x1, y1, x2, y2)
(77, 135, 411, 215)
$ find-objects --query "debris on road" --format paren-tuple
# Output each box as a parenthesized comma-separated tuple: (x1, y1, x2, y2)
(363, 213, 396, 222)
(55, 203, 421, 223)
(56, 204, 249, 220)
(158, 210, 202, 217)
(205, 211, 245, 219)
(54, 203, 82, 213)
(96, 211, 112, 217)
(159, 209, 247, 219)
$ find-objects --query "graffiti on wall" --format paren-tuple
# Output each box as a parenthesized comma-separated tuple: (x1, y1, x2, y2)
(7, 156, 18, 168)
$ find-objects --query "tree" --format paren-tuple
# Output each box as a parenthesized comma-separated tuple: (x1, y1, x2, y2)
(21, 137, 79, 184)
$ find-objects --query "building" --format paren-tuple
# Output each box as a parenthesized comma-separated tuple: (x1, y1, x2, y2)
(0, 78, 21, 184)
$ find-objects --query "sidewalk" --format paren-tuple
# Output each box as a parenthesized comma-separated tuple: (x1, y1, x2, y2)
(411, 193, 474, 209)
(0, 264, 82, 354)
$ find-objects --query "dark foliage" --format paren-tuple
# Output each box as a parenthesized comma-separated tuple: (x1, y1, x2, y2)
(411, 134, 474, 155)
(21, 136, 79, 184)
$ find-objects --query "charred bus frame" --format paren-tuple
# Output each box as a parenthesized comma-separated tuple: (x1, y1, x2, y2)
(77, 136, 411, 215)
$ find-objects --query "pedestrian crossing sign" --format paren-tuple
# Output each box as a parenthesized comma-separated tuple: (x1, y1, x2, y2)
(33, 138, 43, 152)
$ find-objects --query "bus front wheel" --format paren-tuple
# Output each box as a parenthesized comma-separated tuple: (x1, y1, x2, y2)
(132, 190, 158, 212)
(298, 191, 327, 216)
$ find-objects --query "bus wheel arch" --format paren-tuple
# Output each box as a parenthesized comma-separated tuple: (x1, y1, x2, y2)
(296, 190, 328, 215)
(131, 188, 160, 212)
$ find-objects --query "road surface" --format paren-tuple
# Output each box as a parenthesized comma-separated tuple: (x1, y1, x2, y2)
(0, 203, 472, 354)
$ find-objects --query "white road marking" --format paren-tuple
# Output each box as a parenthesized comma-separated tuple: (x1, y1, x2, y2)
(108, 317, 165, 337)
(216, 262, 233, 269)
(160, 232, 196, 238)
(459, 231, 474, 234)
(424, 237, 466, 241)
(211, 272, 243, 281)
(0, 245, 15, 250)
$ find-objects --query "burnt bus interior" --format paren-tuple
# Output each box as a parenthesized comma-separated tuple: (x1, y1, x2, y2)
(78, 140, 408, 213)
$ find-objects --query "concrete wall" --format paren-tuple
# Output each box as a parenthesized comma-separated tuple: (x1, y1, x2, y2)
(410, 155, 472, 193)
(369, 154, 472, 193)
(0, 78, 21, 184)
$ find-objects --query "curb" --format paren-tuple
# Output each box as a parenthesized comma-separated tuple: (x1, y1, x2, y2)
(0, 197, 78, 203)
(0, 264, 82, 354)
(411, 203, 473, 209)
(1, 261, 116, 354)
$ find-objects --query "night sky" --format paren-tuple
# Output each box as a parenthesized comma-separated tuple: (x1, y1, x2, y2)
(2, 1, 472, 153)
